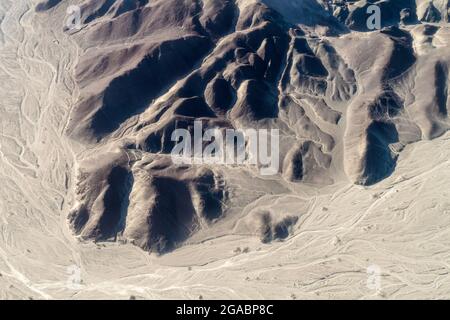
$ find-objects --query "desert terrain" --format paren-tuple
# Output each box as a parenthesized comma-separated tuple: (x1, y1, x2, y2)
(0, 0, 449, 299)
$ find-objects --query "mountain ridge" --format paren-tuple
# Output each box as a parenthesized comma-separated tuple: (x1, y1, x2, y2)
(35, 0, 450, 253)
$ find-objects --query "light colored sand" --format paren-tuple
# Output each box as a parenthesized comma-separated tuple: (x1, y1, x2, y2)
(0, 0, 450, 299)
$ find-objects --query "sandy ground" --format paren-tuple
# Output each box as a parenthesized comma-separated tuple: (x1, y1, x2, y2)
(0, 1, 450, 299)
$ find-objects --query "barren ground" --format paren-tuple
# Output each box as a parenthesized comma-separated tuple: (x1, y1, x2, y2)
(1, 0, 450, 299)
